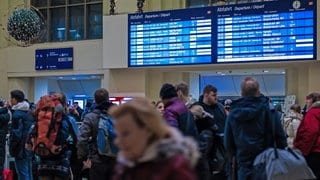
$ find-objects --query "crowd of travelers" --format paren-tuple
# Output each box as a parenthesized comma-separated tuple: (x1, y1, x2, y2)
(0, 76, 319, 180)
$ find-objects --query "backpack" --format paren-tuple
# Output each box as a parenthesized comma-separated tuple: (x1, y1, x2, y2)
(96, 113, 118, 157)
(178, 110, 199, 141)
(32, 95, 65, 157)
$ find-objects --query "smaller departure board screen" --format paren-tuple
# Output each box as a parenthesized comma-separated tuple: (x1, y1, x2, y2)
(35, 47, 73, 70)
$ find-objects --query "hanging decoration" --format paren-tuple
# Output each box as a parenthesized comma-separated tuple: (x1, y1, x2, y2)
(110, 0, 116, 15)
(7, 8, 42, 43)
(137, 0, 145, 13)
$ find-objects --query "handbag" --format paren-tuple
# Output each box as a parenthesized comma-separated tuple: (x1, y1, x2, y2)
(252, 110, 315, 180)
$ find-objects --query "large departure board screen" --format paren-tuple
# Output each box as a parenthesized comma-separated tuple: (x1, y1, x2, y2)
(128, 0, 316, 67)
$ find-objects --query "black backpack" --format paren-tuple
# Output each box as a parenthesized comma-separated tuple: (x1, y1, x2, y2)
(178, 110, 199, 141)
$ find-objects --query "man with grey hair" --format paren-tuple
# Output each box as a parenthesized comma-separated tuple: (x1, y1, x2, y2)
(224, 77, 287, 179)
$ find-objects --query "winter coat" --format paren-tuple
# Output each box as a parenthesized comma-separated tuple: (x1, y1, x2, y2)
(294, 101, 320, 156)
(224, 96, 287, 180)
(9, 101, 34, 160)
(0, 107, 10, 135)
(163, 97, 189, 128)
(112, 128, 199, 180)
(283, 110, 302, 148)
(163, 97, 199, 140)
(192, 97, 226, 134)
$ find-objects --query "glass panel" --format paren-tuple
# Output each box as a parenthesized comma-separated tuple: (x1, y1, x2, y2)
(31, 0, 47, 7)
(37, 9, 48, 42)
(87, 4, 102, 39)
(50, 8, 66, 41)
(69, 6, 84, 40)
(51, 0, 66, 6)
(69, 0, 84, 4)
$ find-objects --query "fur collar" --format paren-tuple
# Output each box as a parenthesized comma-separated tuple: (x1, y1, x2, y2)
(12, 101, 30, 111)
(117, 127, 199, 168)
(311, 101, 320, 108)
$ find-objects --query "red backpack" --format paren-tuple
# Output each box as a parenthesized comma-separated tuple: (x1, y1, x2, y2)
(33, 95, 64, 157)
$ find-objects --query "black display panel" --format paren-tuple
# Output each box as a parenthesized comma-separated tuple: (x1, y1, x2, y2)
(35, 47, 73, 70)
(128, 0, 316, 67)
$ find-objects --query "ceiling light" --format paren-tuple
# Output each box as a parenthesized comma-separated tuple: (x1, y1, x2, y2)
(263, 70, 269, 73)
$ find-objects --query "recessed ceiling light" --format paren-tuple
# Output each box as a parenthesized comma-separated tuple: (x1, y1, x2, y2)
(263, 70, 269, 73)
(281, 71, 286, 74)
(221, 73, 226, 76)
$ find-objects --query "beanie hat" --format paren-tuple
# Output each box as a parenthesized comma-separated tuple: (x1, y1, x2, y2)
(160, 83, 178, 99)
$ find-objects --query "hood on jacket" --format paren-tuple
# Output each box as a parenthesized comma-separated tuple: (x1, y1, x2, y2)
(311, 101, 320, 109)
(286, 110, 303, 120)
(229, 96, 269, 123)
(117, 127, 200, 168)
(12, 101, 30, 111)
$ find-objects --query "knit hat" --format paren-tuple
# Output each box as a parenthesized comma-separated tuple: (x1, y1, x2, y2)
(159, 83, 178, 99)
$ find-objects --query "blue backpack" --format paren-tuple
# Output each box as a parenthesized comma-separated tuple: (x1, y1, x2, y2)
(96, 113, 118, 157)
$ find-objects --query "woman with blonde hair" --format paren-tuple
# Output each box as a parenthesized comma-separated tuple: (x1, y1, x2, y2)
(111, 97, 199, 180)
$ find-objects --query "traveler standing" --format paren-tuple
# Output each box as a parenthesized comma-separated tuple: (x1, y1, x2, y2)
(224, 77, 287, 180)
(0, 98, 11, 180)
(160, 83, 199, 139)
(283, 104, 302, 148)
(29, 92, 79, 180)
(193, 85, 226, 134)
(294, 92, 320, 179)
(111, 98, 199, 180)
(77, 88, 117, 179)
(8, 90, 34, 180)
(176, 82, 193, 108)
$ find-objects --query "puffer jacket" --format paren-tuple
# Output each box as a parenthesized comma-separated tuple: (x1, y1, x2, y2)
(294, 101, 320, 156)
(9, 101, 34, 160)
(112, 127, 199, 180)
(224, 96, 287, 180)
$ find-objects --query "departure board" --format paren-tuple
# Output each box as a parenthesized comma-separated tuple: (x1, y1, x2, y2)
(128, 0, 316, 67)
(129, 7, 213, 66)
(216, 0, 316, 63)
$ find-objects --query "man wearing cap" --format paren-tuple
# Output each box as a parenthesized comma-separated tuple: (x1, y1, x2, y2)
(159, 83, 198, 139)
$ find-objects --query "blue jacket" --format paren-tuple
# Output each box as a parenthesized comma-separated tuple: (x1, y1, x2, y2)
(0, 107, 10, 135)
(224, 96, 287, 179)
